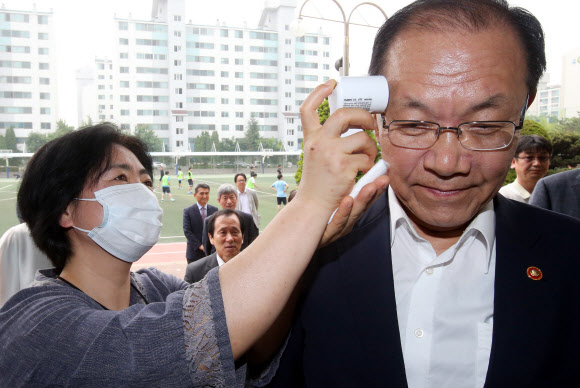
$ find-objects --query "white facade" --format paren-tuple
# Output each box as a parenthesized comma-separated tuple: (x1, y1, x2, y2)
(0, 6, 58, 151)
(93, 0, 333, 152)
(527, 74, 561, 120)
(561, 48, 580, 119)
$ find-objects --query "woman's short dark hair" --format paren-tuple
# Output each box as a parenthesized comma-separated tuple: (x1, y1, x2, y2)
(206, 209, 245, 238)
(17, 123, 152, 273)
(368, 0, 546, 94)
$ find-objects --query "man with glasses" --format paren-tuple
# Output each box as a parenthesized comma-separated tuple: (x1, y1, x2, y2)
(234, 173, 260, 228)
(269, 0, 580, 386)
(499, 135, 552, 203)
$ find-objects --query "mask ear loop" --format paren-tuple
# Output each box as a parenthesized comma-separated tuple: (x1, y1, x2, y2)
(71, 197, 101, 233)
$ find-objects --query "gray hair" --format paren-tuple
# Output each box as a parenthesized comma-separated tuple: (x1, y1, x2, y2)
(217, 183, 238, 199)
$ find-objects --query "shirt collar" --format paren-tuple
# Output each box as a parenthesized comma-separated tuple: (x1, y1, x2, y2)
(513, 179, 531, 199)
(388, 186, 496, 273)
(196, 202, 206, 210)
(216, 253, 226, 267)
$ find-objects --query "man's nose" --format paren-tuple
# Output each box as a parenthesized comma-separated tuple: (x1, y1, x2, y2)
(423, 130, 470, 177)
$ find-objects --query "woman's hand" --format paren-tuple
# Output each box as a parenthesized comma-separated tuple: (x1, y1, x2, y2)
(296, 79, 390, 245)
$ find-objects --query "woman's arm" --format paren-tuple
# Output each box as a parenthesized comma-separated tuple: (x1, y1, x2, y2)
(218, 80, 390, 359)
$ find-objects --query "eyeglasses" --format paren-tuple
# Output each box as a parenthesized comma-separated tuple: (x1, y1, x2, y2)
(516, 155, 550, 163)
(236, 179, 246, 183)
(381, 96, 528, 151)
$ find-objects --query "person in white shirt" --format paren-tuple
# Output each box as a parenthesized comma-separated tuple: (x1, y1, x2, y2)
(0, 223, 52, 307)
(499, 135, 552, 203)
(234, 173, 260, 228)
(269, 0, 580, 387)
(184, 209, 243, 283)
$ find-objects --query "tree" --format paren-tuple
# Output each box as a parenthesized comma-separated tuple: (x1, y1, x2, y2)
(210, 131, 220, 150)
(549, 131, 580, 169)
(521, 119, 550, 140)
(4, 127, 18, 152)
(26, 132, 49, 153)
(195, 131, 212, 152)
(0, 134, 5, 149)
(220, 137, 237, 152)
(134, 124, 163, 152)
(554, 116, 580, 133)
(242, 117, 261, 151)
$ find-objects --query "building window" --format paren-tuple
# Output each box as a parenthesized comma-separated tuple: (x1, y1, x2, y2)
(176, 128, 184, 135)
(120, 52, 128, 59)
(235, 125, 244, 131)
(38, 15, 48, 24)
(221, 58, 229, 65)
(285, 92, 291, 98)
(175, 88, 182, 94)
(176, 116, 184, 122)
(285, 66, 291, 71)
(221, 44, 229, 51)
(120, 81, 130, 88)
(221, 29, 229, 37)
(222, 125, 229, 131)
(285, 79, 291, 85)
(323, 64, 330, 70)
(39, 63, 49, 70)
(221, 112, 229, 117)
(174, 45, 181, 52)
(236, 112, 243, 118)
(235, 58, 243, 65)
(120, 109, 129, 116)
(118, 21, 128, 30)
(221, 85, 229, 91)
(40, 107, 50, 115)
(119, 38, 129, 45)
(39, 78, 50, 85)
(235, 72, 243, 78)
(221, 98, 229, 104)
(120, 95, 130, 102)
(176, 102, 183, 108)
(174, 31, 181, 37)
(38, 32, 48, 40)
(41, 122, 51, 129)
(235, 98, 243, 105)
(174, 74, 182, 80)
(174, 15, 182, 22)
(120, 66, 129, 73)
(285, 38, 292, 44)
(235, 45, 243, 52)
(221, 71, 229, 77)
(235, 85, 243, 91)
(174, 60, 181, 66)
(38, 48, 49, 55)
(234, 30, 243, 38)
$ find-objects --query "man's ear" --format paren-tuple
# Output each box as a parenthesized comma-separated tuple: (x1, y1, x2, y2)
(208, 233, 214, 246)
(527, 90, 537, 108)
(510, 157, 517, 169)
(373, 114, 381, 139)
(59, 203, 75, 228)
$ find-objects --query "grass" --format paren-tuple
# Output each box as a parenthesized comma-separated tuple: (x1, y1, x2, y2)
(0, 172, 297, 240)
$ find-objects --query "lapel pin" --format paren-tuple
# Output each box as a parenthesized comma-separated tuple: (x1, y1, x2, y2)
(526, 266, 543, 281)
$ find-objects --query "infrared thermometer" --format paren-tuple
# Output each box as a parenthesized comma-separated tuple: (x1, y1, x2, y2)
(327, 76, 390, 222)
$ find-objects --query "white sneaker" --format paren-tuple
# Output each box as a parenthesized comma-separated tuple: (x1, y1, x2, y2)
(171, 199, 175, 202)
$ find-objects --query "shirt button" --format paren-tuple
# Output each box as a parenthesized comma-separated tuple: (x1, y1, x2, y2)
(425, 268, 434, 275)
(414, 328, 424, 338)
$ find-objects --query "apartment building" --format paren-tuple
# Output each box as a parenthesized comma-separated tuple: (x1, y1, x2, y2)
(0, 5, 58, 151)
(561, 48, 580, 119)
(95, 0, 333, 152)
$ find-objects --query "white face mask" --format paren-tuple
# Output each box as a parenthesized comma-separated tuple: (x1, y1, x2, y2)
(73, 183, 163, 263)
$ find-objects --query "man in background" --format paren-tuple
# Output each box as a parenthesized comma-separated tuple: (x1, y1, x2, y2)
(184, 209, 244, 283)
(160, 171, 174, 202)
(202, 184, 259, 254)
(187, 167, 194, 194)
(499, 135, 552, 203)
(183, 183, 218, 264)
(235, 173, 260, 229)
(530, 168, 580, 219)
(177, 168, 183, 190)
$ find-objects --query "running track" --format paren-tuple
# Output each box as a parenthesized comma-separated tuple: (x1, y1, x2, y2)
(132, 242, 188, 279)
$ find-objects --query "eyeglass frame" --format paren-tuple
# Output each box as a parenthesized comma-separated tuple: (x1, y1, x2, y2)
(381, 95, 529, 151)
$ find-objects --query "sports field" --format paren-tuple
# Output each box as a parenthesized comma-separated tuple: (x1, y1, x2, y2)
(0, 171, 298, 240)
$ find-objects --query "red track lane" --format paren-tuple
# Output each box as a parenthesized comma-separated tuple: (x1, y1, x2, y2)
(132, 242, 188, 279)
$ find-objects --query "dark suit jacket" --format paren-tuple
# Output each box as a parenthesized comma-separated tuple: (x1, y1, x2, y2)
(183, 203, 218, 262)
(530, 168, 580, 220)
(184, 253, 218, 283)
(202, 210, 259, 255)
(269, 193, 580, 387)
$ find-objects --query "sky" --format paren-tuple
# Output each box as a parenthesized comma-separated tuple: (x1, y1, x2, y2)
(2, 0, 579, 125)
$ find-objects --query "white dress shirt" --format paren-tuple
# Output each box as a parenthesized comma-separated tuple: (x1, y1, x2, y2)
(499, 179, 530, 203)
(237, 190, 251, 214)
(216, 253, 226, 267)
(389, 187, 496, 388)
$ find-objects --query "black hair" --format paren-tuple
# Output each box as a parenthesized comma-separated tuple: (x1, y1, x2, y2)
(251, 172, 257, 177)
(277, 174, 283, 180)
(194, 183, 210, 194)
(17, 123, 152, 273)
(165, 171, 169, 175)
(368, 0, 546, 94)
(206, 209, 245, 238)
(515, 134, 552, 156)
(234, 173, 247, 183)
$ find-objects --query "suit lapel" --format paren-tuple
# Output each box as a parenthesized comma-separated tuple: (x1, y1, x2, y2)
(337, 194, 408, 384)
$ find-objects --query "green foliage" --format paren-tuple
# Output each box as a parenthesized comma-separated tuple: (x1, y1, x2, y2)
(4, 127, 18, 152)
(220, 137, 237, 152)
(318, 99, 329, 125)
(260, 137, 283, 151)
(521, 119, 550, 140)
(195, 131, 212, 152)
(134, 124, 163, 152)
(26, 132, 49, 153)
(554, 116, 580, 133)
(0, 134, 5, 149)
(295, 142, 304, 185)
(242, 117, 261, 151)
(549, 131, 580, 169)
(210, 131, 220, 150)
(504, 168, 516, 185)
